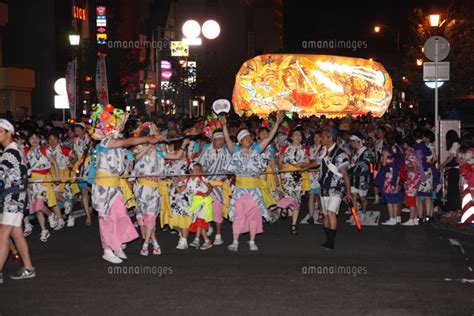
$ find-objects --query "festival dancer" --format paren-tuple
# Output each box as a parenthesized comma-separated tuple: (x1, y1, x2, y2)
(197, 129, 231, 245)
(12, 133, 34, 237)
(373, 126, 385, 204)
(47, 132, 78, 227)
(302, 131, 325, 224)
(377, 131, 404, 225)
(319, 126, 354, 250)
(72, 122, 93, 226)
(401, 137, 421, 226)
(257, 126, 280, 223)
(222, 111, 284, 252)
(440, 131, 462, 218)
(277, 127, 310, 235)
(0, 119, 35, 283)
(165, 138, 193, 249)
(422, 129, 439, 221)
(414, 129, 437, 223)
(90, 104, 162, 264)
(187, 163, 214, 250)
(25, 133, 65, 242)
(62, 124, 76, 149)
(349, 132, 372, 221)
(131, 122, 186, 256)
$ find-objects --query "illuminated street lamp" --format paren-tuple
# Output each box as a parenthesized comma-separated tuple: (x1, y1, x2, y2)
(68, 31, 81, 118)
(182, 20, 201, 39)
(69, 32, 80, 46)
(182, 19, 220, 42)
(180, 19, 220, 115)
(202, 20, 220, 39)
(372, 24, 400, 81)
(416, 59, 423, 66)
(429, 14, 441, 27)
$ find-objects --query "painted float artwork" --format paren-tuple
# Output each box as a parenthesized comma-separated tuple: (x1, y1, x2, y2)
(232, 54, 393, 118)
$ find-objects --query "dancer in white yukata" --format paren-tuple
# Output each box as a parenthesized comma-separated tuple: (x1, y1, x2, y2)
(72, 123, 93, 225)
(277, 128, 310, 235)
(222, 111, 284, 252)
(301, 131, 325, 224)
(131, 122, 188, 256)
(47, 132, 77, 227)
(197, 129, 231, 245)
(90, 105, 163, 264)
(25, 133, 65, 241)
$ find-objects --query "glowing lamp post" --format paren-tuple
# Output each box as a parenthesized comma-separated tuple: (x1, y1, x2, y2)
(182, 20, 201, 39)
(69, 33, 80, 46)
(182, 19, 220, 45)
(54, 78, 69, 122)
(429, 14, 440, 27)
(202, 20, 220, 39)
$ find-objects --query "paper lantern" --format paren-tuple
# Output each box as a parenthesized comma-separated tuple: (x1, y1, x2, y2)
(232, 54, 392, 118)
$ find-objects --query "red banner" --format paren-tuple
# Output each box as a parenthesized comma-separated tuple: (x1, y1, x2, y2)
(96, 55, 109, 104)
(66, 58, 77, 118)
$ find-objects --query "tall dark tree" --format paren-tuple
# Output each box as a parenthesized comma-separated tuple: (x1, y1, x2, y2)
(403, 3, 474, 114)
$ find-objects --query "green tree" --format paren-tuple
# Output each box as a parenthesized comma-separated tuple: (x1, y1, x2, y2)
(403, 4, 474, 114)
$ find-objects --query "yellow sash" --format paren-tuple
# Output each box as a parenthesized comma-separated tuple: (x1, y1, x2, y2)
(262, 165, 277, 192)
(71, 156, 92, 195)
(71, 182, 80, 196)
(95, 171, 135, 208)
(31, 172, 57, 208)
(260, 165, 277, 207)
(260, 179, 276, 208)
(236, 177, 261, 189)
(282, 165, 311, 193)
(123, 172, 135, 208)
(137, 178, 160, 187)
(168, 214, 192, 230)
(55, 168, 71, 193)
(158, 180, 172, 228)
(209, 180, 231, 219)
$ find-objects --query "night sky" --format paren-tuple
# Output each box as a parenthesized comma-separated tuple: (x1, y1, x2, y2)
(283, 0, 431, 71)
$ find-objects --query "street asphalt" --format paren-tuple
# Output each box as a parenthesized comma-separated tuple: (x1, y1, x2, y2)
(1, 202, 473, 315)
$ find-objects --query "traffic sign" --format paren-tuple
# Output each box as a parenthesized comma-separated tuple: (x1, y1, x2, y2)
(424, 36, 450, 62)
(423, 62, 450, 81)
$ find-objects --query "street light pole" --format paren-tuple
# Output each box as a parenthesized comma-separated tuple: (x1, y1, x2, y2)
(429, 13, 442, 160)
(155, 25, 162, 114)
(374, 24, 400, 81)
(396, 30, 400, 82)
(68, 32, 80, 120)
(434, 37, 439, 160)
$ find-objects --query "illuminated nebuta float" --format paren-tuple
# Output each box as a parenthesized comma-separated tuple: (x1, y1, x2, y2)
(232, 54, 393, 118)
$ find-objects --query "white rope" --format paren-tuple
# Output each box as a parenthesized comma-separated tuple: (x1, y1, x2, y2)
(26, 168, 322, 184)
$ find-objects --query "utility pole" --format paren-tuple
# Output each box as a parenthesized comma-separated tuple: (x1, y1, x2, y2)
(155, 25, 162, 114)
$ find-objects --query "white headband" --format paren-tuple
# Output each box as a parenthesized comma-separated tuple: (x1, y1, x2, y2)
(75, 122, 87, 129)
(0, 119, 15, 134)
(213, 132, 224, 139)
(350, 135, 363, 143)
(237, 129, 251, 143)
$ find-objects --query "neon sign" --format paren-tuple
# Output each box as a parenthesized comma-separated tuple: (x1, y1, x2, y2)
(73, 6, 86, 20)
(96, 6, 107, 45)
